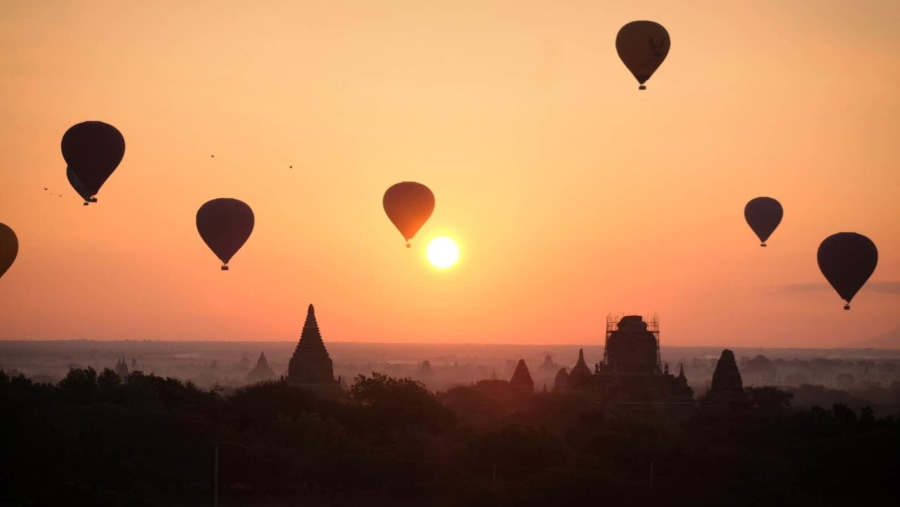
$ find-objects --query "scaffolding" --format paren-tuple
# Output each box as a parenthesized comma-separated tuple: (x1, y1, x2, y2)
(604, 313, 661, 372)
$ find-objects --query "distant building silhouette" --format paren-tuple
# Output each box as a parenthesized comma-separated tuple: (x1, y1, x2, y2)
(740, 354, 777, 385)
(288, 304, 343, 398)
(509, 359, 535, 400)
(559, 315, 693, 404)
(553, 367, 568, 391)
(705, 349, 746, 405)
(246, 351, 276, 384)
(568, 349, 593, 389)
(114, 357, 129, 377)
(539, 354, 558, 374)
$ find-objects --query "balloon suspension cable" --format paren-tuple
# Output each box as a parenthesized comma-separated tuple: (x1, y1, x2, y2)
(221, 265, 229, 271)
(639, 85, 646, 90)
(844, 303, 850, 310)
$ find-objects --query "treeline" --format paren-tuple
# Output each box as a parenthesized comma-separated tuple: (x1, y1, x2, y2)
(1, 368, 899, 506)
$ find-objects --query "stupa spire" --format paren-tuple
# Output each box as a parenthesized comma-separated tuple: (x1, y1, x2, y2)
(288, 303, 338, 389)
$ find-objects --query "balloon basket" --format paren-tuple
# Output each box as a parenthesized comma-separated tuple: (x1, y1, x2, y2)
(221, 265, 229, 271)
(83, 202, 89, 206)
(761, 243, 767, 247)
(843, 304, 850, 310)
(406, 243, 411, 249)
(639, 85, 646, 90)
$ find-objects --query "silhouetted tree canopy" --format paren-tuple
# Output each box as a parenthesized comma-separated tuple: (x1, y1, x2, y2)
(1, 368, 899, 506)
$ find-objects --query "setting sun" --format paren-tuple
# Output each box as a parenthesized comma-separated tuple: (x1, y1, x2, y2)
(426, 237, 459, 269)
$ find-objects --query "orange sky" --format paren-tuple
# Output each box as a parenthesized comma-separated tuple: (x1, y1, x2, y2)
(1, 1, 898, 347)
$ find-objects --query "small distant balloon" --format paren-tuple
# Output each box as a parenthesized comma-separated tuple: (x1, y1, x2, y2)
(0, 223, 18, 280)
(61, 121, 125, 205)
(196, 198, 255, 270)
(744, 197, 783, 247)
(383, 182, 435, 248)
(616, 21, 670, 90)
(817, 232, 878, 310)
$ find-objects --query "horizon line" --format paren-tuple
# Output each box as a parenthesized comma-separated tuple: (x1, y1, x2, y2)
(0, 338, 896, 351)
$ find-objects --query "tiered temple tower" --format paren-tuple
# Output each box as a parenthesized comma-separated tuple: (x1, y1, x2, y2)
(288, 304, 343, 398)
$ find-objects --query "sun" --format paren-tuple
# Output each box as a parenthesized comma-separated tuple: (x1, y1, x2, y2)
(426, 237, 459, 269)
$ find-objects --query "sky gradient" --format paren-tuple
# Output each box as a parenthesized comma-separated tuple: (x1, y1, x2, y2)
(1, 0, 898, 347)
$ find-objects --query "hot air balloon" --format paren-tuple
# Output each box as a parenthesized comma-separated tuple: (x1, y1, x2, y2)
(66, 166, 94, 205)
(61, 121, 125, 205)
(616, 21, 670, 90)
(0, 223, 17, 280)
(817, 232, 878, 310)
(196, 198, 255, 270)
(744, 197, 783, 247)
(383, 182, 435, 248)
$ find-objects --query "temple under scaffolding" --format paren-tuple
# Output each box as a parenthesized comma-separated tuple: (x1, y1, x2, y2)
(556, 315, 693, 404)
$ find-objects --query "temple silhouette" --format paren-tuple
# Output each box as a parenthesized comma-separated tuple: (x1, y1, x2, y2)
(555, 315, 694, 404)
(114, 357, 129, 378)
(288, 304, 343, 398)
(246, 351, 276, 384)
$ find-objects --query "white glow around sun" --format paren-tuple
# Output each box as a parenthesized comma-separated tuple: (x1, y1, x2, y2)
(426, 237, 459, 269)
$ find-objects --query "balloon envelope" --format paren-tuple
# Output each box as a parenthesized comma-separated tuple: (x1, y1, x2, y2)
(744, 197, 783, 246)
(383, 182, 435, 247)
(61, 121, 125, 203)
(66, 166, 96, 204)
(616, 21, 670, 89)
(196, 198, 255, 270)
(0, 223, 17, 279)
(817, 232, 878, 309)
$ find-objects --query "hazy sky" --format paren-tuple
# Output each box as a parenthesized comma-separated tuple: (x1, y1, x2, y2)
(1, 0, 898, 347)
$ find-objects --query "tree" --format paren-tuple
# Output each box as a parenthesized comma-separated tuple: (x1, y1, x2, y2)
(351, 373, 454, 434)
(746, 386, 793, 413)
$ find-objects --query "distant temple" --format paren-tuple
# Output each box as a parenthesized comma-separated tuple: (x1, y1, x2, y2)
(114, 357, 129, 378)
(287, 304, 343, 398)
(559, 315, 693, 404)
(704, 349, 746, 405)
(509, 359, 535, 400)
(539, 355, 558, 374)
(246, 351, 276, 384)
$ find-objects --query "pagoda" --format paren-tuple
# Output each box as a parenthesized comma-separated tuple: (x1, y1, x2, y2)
(288, 304, 343, 398)
(114, 357, 129, 378)
(567, 349, 593, 389)
(509, 359, 535, 400)
(246, 351, 276, 384)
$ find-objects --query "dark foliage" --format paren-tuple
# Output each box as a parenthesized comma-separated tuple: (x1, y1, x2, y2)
(2, 369, 899, 506)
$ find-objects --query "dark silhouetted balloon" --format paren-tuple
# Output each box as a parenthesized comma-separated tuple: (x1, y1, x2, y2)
(66, 166, 96, 206)
(196, 198, 255, 270)
(817, 232, 878, 310)
(616, 21, 670, 90)
(0, 223, 18, 280)
(383, 182, 435, 248)
(61, 121, 125, 205)
(744, 197, 783, 247)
